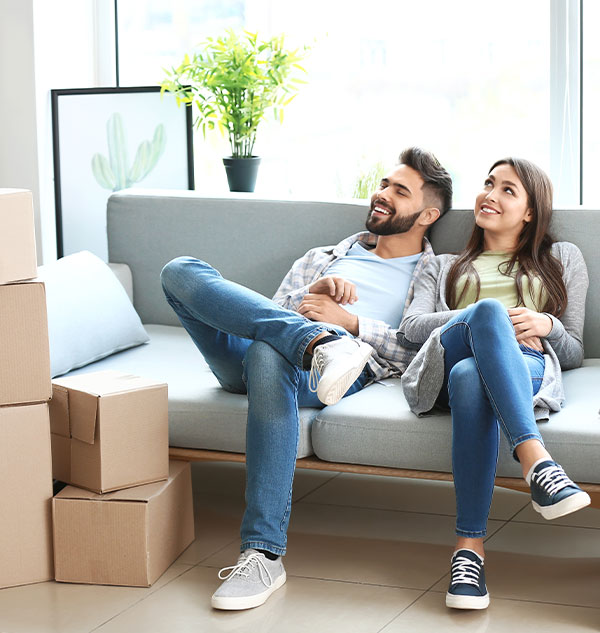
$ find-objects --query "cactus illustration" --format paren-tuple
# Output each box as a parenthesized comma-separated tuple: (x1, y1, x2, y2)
(91, 113, 166, 191)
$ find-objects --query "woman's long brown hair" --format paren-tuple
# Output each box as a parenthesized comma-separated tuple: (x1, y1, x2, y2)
(446, 158, 567, 317)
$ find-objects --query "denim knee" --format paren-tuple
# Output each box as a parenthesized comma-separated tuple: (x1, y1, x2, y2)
(448, 357, 485, 406)
(465, 297, 508, 321)
(160, 256, 211, 299)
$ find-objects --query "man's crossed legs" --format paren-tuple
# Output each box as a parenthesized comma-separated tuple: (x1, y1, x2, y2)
(161, 257, 372, 609)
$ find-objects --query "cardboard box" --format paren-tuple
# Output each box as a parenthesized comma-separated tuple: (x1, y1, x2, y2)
(49, 370, 169, 493)
(0, 281, 52, 406)
(53, 460, 194, 587)
(0, 189, 37, 285)
(0, 403, 54, 589)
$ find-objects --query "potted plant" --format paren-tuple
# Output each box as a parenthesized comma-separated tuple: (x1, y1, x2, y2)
(161, 30, 307, 192)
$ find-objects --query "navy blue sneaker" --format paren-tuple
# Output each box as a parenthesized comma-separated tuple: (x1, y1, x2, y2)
(446, 549, 489, 610)
(527, 460, 591, 520)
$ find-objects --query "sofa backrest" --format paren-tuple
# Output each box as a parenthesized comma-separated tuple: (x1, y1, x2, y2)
(107, 191, 599, 357)
(108, 190, 367, 326)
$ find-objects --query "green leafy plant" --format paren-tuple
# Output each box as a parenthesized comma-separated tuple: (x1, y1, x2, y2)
(91, 113, 166, 191)
(352, 161, 387, 199)
(161, 30, 307, 158)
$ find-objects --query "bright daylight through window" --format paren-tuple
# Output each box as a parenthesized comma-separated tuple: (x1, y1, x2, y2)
(117, 0, 562, 206)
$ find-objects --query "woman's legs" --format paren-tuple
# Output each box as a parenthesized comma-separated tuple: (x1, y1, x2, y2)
(448, 352, 545, 557)
(441, 300, 589, 609)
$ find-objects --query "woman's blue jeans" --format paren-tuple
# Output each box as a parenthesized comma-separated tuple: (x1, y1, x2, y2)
(438, 299, 545, 538)
(160, 257, 368, 556)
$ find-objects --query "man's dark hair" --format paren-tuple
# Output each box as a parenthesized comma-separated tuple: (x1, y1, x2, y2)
(398, 147, 453, 216)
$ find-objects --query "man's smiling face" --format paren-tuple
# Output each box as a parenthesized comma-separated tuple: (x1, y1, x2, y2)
(367, 164, 427, 236)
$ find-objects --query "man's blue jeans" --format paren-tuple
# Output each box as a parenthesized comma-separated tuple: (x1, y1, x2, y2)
(160, 257, 369, 556)
(438, 299, 545, 538)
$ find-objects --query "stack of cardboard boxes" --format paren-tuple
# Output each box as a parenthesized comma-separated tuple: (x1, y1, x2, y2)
(0, 189, 54, 589)
(51, 370, 195, 587)
(0, 189, 195, 590)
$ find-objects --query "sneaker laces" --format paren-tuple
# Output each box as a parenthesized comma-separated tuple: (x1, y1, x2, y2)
(531, 463, 574, 496)
(308, 346, 328, 393)
(217, 552, 274, 587)
(450, 554, 482, 588)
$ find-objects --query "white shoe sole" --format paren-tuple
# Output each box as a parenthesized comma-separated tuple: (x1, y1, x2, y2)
(211, 571, 287, 610)
(446, 591, 490, 609)
(532, 490, 591, 520)
(316, 342, 373, 405)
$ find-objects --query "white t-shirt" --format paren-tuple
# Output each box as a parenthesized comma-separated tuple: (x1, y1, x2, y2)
(325, 242, 421, 327)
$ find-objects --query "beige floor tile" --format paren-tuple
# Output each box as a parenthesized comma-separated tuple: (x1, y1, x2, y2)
(201, 503, 503, 589)
(92, 565, 421, 633)
(287, 501, 505, 545)
(483, 521, 600, 559)
(430, 522, 600, 608)
(380, 591, 600, 633)
(175, 505, 241, 565)
(0, 563, 191, 633)
(512, 501, 600, 529)
(190, 461, 338, 503)
(180, 464, 340, 565)
(301, 473, 530, 520)
(203, 535, 451, 590)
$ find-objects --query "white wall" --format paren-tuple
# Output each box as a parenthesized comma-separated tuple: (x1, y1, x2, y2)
(0, 0, 113, 264)
(0, 0, 42, 258)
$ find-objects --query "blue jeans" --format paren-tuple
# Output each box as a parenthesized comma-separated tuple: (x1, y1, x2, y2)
(160, 257, 369, 555)
(438, 299, 545, 538)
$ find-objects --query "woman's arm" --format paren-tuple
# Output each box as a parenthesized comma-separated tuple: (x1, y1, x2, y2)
(543, 242, 588, 370)
(397, 255, 462, 347)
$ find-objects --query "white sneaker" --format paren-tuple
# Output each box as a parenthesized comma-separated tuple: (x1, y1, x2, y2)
(211, 549, 286, 610)
(309, 337, 373, 405)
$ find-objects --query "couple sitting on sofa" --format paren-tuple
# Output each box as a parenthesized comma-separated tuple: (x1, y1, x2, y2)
(160, 147, 590, 612)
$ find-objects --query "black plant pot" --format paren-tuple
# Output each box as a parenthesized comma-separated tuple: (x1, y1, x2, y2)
(222, 156, 261, 192)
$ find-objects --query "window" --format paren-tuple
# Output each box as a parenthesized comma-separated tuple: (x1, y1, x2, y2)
(583, 0, 599, 205)
(117, 1, 556, 206)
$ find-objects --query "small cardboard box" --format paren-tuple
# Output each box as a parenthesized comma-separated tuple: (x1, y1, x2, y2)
(0, 403, 54, 589)
(53, 460, 195, 587)
(0, 281, 52, 406)
(0, 189, 38, 285)
(49, 370, 169, 493)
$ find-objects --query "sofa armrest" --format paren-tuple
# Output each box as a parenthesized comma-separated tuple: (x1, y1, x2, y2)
(108, 262, 134, 303)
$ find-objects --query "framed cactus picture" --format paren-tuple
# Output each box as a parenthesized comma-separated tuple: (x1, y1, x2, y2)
(51, 86, 194, 259)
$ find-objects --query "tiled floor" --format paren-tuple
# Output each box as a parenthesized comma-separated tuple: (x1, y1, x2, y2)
(1, 462, 600, 632)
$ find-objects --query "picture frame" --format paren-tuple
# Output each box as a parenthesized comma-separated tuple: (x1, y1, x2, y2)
(51, 86, 194, 259)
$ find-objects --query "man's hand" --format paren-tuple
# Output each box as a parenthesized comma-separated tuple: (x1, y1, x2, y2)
(508, 307, 553, 343)
(308, 276, 357, 305)
(298, 293, 359, 334)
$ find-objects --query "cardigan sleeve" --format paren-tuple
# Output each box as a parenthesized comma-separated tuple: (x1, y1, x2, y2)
(397, 255, 462, 348)
(542, 242, 588, 370)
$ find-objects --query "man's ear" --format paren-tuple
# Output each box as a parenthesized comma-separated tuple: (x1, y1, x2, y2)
(419, 207, 441, 227)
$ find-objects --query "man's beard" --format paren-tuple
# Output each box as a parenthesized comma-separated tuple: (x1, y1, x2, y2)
(366, 208, 423, 235)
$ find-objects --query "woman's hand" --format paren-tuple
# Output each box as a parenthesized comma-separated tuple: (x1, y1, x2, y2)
(508, 307, 553, 342)
(519, 336, 544, 352)
(308, 276, 357, 305)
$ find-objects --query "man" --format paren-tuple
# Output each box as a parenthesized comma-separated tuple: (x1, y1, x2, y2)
(160, 147, 453, 610)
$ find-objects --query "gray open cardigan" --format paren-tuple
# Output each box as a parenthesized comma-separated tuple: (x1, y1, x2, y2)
(397, 242, 589, 421)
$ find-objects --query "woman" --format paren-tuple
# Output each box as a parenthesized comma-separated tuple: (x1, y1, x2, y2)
(398, 157, 590, 610)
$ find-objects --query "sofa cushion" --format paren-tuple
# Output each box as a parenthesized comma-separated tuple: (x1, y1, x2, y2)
(39, 251, 149, 377)
(65, 324, 317, 458)
(311, 359, 600, 484)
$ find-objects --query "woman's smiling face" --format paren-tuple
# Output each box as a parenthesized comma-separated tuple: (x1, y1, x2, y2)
(474, 163, 533, 247)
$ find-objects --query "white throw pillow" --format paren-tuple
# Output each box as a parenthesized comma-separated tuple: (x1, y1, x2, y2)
(38, 251, 150, 377)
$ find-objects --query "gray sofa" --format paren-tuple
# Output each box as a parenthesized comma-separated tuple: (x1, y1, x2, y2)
(66, 190, 600, 493)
